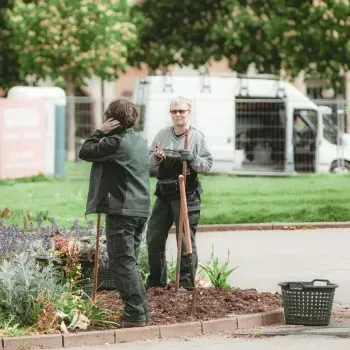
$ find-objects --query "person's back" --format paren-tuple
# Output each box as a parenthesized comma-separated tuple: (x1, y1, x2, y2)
(79, 98, 150, 328)
(83, 128, 149, 217)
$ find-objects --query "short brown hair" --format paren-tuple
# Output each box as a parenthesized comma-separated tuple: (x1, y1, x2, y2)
(104, 99, 138, 128)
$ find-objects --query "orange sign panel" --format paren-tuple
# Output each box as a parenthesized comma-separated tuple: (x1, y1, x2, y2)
(0, 100, 46, 179)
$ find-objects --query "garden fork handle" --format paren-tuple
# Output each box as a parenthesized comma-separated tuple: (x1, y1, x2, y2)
(182, 129, 189, 186)
(179, 174, 197, 315)
(92, 213, 101, 300)
(175, 129, 189, 292)
(179, 175, 192, 254)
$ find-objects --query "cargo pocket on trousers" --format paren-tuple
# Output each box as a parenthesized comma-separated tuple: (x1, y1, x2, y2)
(106, 229, 126, 258)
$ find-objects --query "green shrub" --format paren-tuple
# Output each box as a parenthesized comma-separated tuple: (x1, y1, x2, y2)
(0, 321, 28, 337)
(0, 253, 64, 326)
(199, 247, 238, 289)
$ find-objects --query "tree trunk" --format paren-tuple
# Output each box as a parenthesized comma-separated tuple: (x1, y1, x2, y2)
(65, 75, 76, 161)
(345, 71, 350, 133)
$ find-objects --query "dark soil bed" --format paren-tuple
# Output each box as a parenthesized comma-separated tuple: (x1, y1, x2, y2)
(99, 284, 282, 325)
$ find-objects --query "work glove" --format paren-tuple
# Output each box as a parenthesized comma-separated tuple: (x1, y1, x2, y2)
(179, 149, 195, 162)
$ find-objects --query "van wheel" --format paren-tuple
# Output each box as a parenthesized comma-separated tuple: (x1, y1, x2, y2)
(330, 160, 350, 173)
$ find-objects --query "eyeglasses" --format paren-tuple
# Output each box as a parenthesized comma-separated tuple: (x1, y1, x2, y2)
(170, 109, 189, 115)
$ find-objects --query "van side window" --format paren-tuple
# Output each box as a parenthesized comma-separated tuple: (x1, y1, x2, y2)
(322, 114, 337, 145)
(292, 109, 317, 147)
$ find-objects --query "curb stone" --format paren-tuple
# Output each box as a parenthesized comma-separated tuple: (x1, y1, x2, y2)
(63, 330, 115, 348)
(202, 317, 238, 334)
(115, 326, 160, 343)
(262, 309, 285, 325)
(2, 334, 63, 350)
(169, 221, 350, 233)
(0, 309, 284, 349)
(237, 313, 263, 329)
(160, 322, 202, 339)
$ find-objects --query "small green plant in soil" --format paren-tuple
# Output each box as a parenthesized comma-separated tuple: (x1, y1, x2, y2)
(167, 259, 177, 282)
(199, 246, 238, 289)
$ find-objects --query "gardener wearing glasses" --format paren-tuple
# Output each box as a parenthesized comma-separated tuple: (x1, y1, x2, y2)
(146, 96, 213, 290)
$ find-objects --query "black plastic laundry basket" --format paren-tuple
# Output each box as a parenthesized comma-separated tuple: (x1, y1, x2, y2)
(278, 279, 338, 326)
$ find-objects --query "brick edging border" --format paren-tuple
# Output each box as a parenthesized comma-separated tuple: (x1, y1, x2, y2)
(0, 309, 284, 349)
(169, 221, 350, 233)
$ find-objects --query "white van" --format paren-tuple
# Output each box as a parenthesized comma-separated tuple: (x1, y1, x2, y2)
(133, 75, 350, 175)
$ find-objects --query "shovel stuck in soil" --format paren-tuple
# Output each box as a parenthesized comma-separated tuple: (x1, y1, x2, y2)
(174, 129, 197, 314)
(178, 174, 198, 315)
(175, 128, 189, 294)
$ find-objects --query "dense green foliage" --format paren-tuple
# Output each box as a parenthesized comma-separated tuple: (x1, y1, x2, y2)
(131, 0, 349, 87)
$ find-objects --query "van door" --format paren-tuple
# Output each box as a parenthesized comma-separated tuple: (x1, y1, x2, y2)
(292, 109, 318, 172)
(235, 99, 286, 172)
(318, 108, 345, 172)
(193, 95, 235, 172)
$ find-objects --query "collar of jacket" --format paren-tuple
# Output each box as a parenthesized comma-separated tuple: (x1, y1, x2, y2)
(108, 127, 135, 138)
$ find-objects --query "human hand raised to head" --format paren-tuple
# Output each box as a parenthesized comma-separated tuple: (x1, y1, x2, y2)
(155, 142, 166, 160)
(179, 149, 195, 162)
(99, 118, 121, 134)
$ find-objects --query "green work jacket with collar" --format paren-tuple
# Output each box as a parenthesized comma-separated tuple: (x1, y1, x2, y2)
(79, 128, 150, 217)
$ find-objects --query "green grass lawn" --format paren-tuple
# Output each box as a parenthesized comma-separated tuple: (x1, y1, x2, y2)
(0, 161, 349, 228)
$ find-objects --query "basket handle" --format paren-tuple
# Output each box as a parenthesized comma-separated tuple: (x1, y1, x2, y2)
(278, 282, 303, 289)
(278, 280, 336, 289)
(310, 279, 331, 285)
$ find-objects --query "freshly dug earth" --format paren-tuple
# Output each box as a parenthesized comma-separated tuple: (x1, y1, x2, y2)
(99, 284, 282, 325)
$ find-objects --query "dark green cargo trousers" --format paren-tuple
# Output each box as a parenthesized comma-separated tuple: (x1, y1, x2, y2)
(105, 215, 149, 322)
(146, 194, 200, 288)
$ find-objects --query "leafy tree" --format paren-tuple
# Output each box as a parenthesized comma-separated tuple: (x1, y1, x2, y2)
(129, 0, 238, 71)
(131, 0, 349, 89)
(229, 0, 349, 87)
(0, 0, 31, 90)
(7, 0, 137, 160)
(263, 0, 349, 88)
(210, 1, 282, 75)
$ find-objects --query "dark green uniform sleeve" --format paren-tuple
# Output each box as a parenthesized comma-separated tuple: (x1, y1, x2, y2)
(79, 129, 120, 162)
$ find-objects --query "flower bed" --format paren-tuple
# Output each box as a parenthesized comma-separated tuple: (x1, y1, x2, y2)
(0, 220, 282, 337)
(98, 285, 282, 326)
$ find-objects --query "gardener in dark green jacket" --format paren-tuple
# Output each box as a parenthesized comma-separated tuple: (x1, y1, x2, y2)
(79, 99, 150, 328)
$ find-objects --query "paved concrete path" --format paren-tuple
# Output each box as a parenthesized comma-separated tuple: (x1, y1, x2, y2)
(53, 334, 350, 350)
(167, 227, 350, 305)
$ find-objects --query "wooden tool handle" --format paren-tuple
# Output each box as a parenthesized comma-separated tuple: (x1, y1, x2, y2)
(179, 175, 192, 254)
(182, 129, 189, 185)
(175, 129, 190, 292)
(92, 213, 101, 300)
